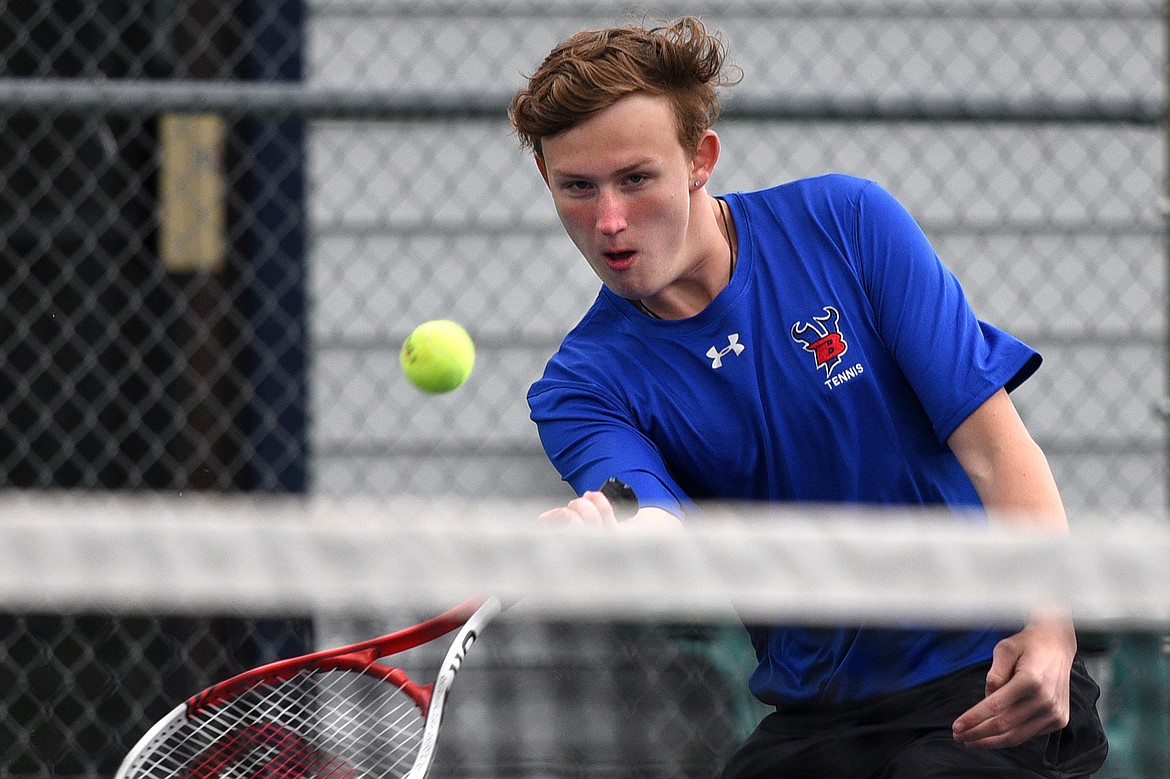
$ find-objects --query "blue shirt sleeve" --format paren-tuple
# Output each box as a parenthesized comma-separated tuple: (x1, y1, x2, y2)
(851, 180, 1040, 442)
(528, 370, 690, 516)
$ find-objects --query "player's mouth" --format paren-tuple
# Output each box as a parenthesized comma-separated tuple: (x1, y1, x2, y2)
(604, 250, 637, 271)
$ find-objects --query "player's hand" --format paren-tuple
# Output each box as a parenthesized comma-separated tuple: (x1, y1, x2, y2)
(537, 490, 621, 529)
(951, 615, 1076, 749)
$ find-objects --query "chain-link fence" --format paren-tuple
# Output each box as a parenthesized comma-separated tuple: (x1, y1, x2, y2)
(1, 1, 1167, 776)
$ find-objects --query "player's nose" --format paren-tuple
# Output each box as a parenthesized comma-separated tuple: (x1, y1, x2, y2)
(595, 190, 627, 236)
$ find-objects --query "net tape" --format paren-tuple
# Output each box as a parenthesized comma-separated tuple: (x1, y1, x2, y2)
(2, 492, 1167, 630)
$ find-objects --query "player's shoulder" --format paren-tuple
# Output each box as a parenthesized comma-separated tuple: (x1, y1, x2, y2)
(535, 294, 623, 378)
(738, 173, 880, 206)
(733, 175, 913, 241)
(527, 298, 640, 411)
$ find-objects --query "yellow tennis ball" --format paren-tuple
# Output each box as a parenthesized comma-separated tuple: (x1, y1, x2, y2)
(400, 319, 475, 393)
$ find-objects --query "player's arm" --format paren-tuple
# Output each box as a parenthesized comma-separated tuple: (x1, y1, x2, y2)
(946, 387, 1078, 749)
(537, 488, 682, 530)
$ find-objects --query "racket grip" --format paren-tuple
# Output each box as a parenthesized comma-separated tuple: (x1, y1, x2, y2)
(599, 477, 639, 522)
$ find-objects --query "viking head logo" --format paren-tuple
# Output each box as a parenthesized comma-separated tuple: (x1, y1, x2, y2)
(791, 306, 848, 376)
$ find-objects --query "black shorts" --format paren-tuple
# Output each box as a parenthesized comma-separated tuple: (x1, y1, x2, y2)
(720, 656, 1108, 779)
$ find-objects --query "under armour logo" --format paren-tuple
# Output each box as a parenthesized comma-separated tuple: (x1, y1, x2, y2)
(707, 334, 745, 369)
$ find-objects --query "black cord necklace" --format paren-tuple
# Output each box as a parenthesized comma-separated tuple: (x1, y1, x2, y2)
(636, 198, 735, 320)
(719, 197, 737, 278)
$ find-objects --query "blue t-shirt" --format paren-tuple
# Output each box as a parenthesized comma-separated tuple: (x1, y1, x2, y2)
(528, 174, 1041, 705)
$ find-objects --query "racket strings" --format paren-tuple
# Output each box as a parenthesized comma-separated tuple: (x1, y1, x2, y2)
(127, 667, 427, 778)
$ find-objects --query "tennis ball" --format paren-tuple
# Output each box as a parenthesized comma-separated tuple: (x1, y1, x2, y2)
(400, 319, 475, 393)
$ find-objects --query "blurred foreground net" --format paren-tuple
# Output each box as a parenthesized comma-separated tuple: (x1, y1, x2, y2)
(1, 492, 1167, 777)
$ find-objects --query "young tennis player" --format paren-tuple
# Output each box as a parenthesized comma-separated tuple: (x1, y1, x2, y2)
(510, 17, 1107, 778)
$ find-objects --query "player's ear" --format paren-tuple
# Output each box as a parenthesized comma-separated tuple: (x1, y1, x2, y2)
(689, 130, 720, 189)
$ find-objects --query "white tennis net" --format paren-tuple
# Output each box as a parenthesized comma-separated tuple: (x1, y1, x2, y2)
(2, 491, 1168, 629)
(2, 491, 1167, 779)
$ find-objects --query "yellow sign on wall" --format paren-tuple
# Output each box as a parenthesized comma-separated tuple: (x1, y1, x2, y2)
(158, 113, 226, 273)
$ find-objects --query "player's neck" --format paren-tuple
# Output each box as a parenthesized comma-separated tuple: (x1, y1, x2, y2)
(634, 198, 736, 320)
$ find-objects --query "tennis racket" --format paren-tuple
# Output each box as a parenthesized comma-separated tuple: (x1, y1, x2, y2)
(115, 595, 503, 779)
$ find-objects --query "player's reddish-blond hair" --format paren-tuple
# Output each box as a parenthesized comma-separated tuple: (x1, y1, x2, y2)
(508, 17, 739, 157)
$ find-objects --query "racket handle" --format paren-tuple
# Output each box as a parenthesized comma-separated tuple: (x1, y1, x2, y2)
(599, 477, 639, 522)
